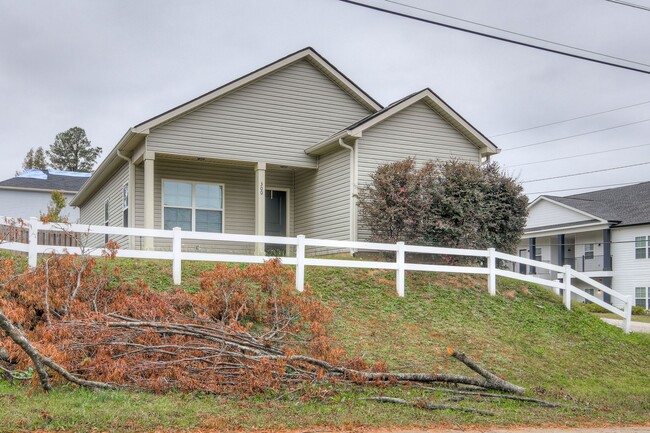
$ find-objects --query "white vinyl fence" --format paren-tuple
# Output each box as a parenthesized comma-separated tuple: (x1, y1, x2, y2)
(0, 217, 634, 334)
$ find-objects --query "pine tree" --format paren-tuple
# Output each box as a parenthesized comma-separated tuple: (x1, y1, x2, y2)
(20, 146, 48, 172)
(47, 127, 101, 172)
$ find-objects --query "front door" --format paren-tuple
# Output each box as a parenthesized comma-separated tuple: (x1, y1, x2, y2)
(265, 190, 287, 255)
(518, 249, 527, 274)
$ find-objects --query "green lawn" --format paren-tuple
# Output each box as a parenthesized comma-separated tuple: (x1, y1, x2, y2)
(595, 312, 650, 323)
(1, 257, 649, 432)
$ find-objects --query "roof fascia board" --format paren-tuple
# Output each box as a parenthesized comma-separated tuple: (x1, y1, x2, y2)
(70, 129, 144, 207)
(133, 48, 381, 134)
(0, 186, 78, 194)
(531, 196, 608, 224)
(523, 222, 610, 238)
(309, 89, 499, 156)
(305, 131, 362, 155)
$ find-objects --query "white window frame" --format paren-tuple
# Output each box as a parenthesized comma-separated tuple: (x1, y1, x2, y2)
(584, 243, 594, 260)
(122, 182, 129, 228)
(635, 236, 649, 259)
(161, 179, 225, 233)
(534, 247, 542, 261)
(635, 286, 649, 310)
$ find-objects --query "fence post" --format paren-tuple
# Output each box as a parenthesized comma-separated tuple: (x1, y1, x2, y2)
(172, 227, 182, 285)
(28, 217, 38, 268)
(623, 295, 633, 334)
(296, 235, 305, 292)
(487, 248, 496, 296)
(396, 241, 405, 297)
(563, 265, 572, 310)
(553, 280, 560, 296)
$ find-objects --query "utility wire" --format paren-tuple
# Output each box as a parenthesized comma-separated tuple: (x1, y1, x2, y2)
(521, 161, 650, 183)
(504, 143, 650, 168)
(605, 0, 650, 12)
(525, 181, 640, 194)
(491, 100, 650, 137)
(502, 118, 650, 151)
(383, 0, 650, 68)
(338, 0, 650, 75)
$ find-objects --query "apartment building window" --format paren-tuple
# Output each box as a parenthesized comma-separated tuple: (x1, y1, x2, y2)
(104, 201, 109, 244)
(635, 287, 649, 310)
(534, 247, 542, 261)
(584, 243, 594, 260)
(635, 236, 649, 259)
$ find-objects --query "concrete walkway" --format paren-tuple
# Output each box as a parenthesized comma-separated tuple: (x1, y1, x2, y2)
(600, 317, 650, 333)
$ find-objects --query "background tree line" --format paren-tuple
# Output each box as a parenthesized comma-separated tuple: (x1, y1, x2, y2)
(20, 126, 101, 173)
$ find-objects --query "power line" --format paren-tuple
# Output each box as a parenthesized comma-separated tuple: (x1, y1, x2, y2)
(521, 161, 650, 183)
(383, 0, 650, 69)
(502, 118, 650, 152)
(525, 181, 640, 194)
(504, 142, 650, 168)
(605, 0, 650, 12)
(491, 100, 650, 137)
(337, 0, 650, 75)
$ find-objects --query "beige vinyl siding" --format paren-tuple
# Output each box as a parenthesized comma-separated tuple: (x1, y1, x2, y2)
(152, 159, 293, 253)
(295, 148, 350, 255)
(355, 101, 481, 240)
(146, 60, 371, 168)
(79, 163, 129, 248)
(611, 225, 650, 308)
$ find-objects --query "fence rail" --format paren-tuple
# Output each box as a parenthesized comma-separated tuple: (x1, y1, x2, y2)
(0, 217, 634, 334)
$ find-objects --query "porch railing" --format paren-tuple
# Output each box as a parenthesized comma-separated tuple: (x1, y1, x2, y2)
(0, 217, 634, 334)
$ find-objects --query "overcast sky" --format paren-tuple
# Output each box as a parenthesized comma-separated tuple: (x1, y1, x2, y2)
(1, 0, 649, 199)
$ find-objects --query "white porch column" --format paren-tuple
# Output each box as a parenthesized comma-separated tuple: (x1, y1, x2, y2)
(254, 162, 266, 256)
(143, 151, 155, 250)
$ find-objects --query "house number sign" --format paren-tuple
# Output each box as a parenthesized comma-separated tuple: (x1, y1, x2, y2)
(259, 182, 264, 195)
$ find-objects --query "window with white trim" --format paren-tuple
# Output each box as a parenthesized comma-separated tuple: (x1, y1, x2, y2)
(122, 183, 128, 228)
(635, 287, 649, 310)
(635, 236, 649, 259)
(534, 247, 542, 261)
(163, 180, 223, 233)
(584, 243, 594, 260)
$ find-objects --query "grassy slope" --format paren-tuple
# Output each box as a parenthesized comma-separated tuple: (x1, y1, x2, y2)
(1, 257, 649, 432)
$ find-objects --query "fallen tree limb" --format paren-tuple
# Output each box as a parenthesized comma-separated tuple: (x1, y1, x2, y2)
(449, 349, 525, 394)
(363, 396, 495, 416)
(420, 386, 593, 411)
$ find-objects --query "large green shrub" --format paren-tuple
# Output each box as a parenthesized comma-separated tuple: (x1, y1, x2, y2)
(357, 159, 528, 253)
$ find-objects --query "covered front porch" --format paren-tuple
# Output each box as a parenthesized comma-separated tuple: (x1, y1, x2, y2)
(128, 152, 313, 255)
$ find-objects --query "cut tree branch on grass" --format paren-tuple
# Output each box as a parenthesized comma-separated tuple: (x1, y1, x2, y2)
(363, 396, 495, 416)
(448, 348, 525, 394)
(420, 386, 593, 411)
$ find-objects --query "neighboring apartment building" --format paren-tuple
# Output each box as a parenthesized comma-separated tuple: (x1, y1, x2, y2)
(0, 169, 90, 222)
(518, 182, 650, 309)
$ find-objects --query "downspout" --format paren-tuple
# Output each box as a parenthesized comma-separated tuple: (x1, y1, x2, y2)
(117, 150, 135, 249)
(339, 138, 357, 254)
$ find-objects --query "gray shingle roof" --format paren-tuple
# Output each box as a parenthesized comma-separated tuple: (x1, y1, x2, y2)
(545, 181, 650, 227)
(0, 170, 90, 193)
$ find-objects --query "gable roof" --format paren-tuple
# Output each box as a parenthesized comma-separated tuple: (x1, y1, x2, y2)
(0, 170, 90, 194)
(72, 47, 382, 207)
(305, 88, 499, 156)
(539, 181, 650, 227)
(134, 47, 382, 133)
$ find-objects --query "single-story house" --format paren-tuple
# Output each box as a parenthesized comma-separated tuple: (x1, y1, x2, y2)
(71, 47, 499, 254)
(516, 182, 650, 309)
(0, 169, 90, 222)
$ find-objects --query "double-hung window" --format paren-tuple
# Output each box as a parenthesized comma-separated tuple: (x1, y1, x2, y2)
(163, 180, 223, 233)
(534, 247, 542, 262)
(104, 201, 109, 244)
(635, 287, 649, 310)
(584, 243, 594, 260)
(635, 236, 649, 259)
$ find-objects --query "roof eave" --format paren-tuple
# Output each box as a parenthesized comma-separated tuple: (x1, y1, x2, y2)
(70, 129, 145, 207)
(305, 131, 362, 156)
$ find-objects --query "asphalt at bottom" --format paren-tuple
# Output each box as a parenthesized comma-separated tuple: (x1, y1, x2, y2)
(390, 428, 650, 433)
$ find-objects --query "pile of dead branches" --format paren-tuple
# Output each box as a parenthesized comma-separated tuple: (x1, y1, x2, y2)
(0, 250, 527, 400)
